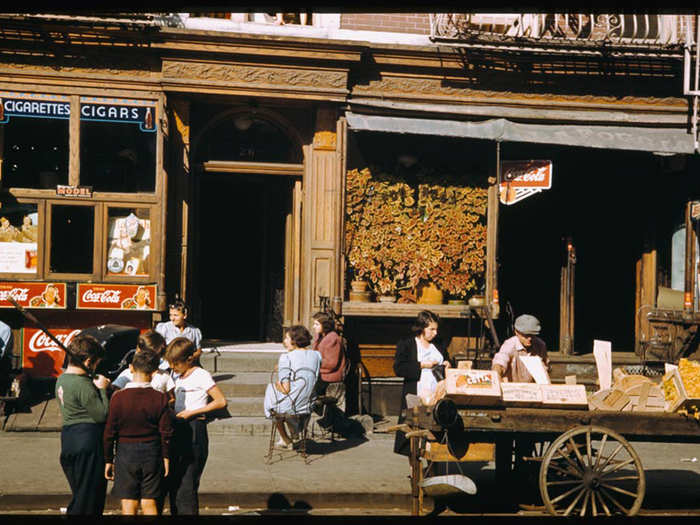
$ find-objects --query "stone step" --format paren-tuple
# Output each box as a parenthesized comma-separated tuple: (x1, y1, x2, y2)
(200, 351, 283, 374)
(226, 396, 265, 417)
(212, 372, 270, 398)
(207, 415, 271, 436)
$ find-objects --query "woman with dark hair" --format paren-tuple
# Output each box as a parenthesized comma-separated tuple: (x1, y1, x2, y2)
(393, 310, 451, 456)
(311, 312, 346, 398)
(263, 325, 322, 448)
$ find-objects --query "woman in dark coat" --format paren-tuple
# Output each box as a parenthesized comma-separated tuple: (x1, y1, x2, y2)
(393, 310, 451, 456)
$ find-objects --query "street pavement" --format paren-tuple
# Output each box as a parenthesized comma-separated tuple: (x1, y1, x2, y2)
(1, 430, 700, 516)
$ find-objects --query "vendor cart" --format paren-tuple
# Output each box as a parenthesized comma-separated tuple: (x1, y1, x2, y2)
(405, 403, 700, 517)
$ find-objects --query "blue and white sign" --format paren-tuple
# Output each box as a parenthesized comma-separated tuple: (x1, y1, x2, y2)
(80, 97, 156, 132)
(0, 92, 70, 123)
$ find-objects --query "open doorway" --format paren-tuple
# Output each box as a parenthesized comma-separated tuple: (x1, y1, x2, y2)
(499, 144, 658, 354)
(198, 172, 291, 341)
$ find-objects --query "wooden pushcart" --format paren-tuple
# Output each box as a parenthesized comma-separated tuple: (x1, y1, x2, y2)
(406, 404, 700, 516)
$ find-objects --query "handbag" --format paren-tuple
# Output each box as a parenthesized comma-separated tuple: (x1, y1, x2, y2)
(431, 364, 446, 382)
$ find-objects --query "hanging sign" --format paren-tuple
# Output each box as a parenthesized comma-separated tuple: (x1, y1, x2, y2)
(56, 185, 93, 198)
(80, 96, 156, 132)
(0, 282, 67, 309)
(76, 283, 157, 310)
(22, 327, 81, 378)
(0, 91, 70, 123)
(499, 160, 553, 205)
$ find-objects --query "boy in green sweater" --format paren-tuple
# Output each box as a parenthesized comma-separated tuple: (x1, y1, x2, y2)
(55, 334, 111, 515)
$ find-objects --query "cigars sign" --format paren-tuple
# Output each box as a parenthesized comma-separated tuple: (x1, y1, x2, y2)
(0, 282, 67, 309)
(76, 283, 157, 311)
(22, 328, 80, 377)
(499, 160, 553, 206)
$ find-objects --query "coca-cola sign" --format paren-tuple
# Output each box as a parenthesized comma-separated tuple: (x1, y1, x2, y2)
(499, 160, 553, 206)
(76, 283, 156, 310)
(22, 327, 80, 378)
(0, 282, 67, 309)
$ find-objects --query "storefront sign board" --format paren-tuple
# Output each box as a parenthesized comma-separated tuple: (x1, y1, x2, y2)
(21, 327, 80, 378)
(76, 283, 157, 310)
(0, 282, 67, 309)
(0, 91, 70, 122)
(56, 185, 93, 197)
(499, 160, 553, 205)
(79, 96, 156, 132)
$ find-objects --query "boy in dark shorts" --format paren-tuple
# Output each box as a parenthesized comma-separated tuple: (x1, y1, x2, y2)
(104, 350, 174, 515)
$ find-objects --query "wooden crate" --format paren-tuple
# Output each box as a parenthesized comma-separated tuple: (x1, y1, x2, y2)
(445, 369, 502, 406)
(540, 384, 588, 409)
(663, 369, 700, 412)
(501, 383, 543, 407)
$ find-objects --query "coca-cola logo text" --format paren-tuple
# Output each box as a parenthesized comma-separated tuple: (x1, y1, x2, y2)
(81, 289, 122, 304)
(28, 329, 81, 353)
(0, 288, 30, 302)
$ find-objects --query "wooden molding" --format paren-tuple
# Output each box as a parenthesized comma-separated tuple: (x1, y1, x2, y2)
(202, 161, 303, 176)
(342, 301, 471, 318)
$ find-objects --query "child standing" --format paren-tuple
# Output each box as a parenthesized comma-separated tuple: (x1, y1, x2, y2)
(165, 337, 226, 515)
(55, 334, 111, 515)
(112, 330, 174, 399)
(104, 350, 174, 515)
(155, 301, 203, 363)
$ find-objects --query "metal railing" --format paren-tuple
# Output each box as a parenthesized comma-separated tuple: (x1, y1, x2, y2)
(430, 13, 690, 46)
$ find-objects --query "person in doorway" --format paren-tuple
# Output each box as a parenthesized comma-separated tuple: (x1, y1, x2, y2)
(393, 310, 451, 456)
(491, 314, 550, 383)
(165, 337, 226, 515)
(55, 334, 111, 515)
(155, 301, 203, 365)
(104, 350, 174, 516)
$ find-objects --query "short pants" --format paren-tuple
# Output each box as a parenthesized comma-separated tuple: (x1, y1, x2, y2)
(111, 440, 164, 500)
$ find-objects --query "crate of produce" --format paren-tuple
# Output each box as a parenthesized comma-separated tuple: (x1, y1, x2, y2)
(663, 359, 700, 412)
(540, 384, 589, 409)
(501, 382, 543, 407)
(445, 369, 502, 406)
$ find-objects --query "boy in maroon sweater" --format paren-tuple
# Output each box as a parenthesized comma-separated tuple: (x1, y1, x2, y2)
(104, 350, 174, 515)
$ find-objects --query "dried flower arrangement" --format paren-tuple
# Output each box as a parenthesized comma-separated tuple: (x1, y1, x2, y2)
(345, 165, 487, 300)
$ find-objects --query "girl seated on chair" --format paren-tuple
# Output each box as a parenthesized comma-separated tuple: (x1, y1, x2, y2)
(263, 325, 321, 449)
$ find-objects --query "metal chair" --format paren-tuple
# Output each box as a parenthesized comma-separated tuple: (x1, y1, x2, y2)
(265, 365, 318, 464)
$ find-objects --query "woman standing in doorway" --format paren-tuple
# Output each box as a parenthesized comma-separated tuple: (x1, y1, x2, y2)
(393, 310, 451, 456)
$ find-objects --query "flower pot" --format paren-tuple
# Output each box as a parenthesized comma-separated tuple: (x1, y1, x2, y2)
(350, 279, 369, 293)
(378, 294, 397, 303)
(468, 295, 485, 308)
(418, 283, 444, 305)
(447, 299, 466, 305)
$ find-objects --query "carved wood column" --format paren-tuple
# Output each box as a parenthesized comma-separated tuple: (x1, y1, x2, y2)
(301, 105, 342, 326)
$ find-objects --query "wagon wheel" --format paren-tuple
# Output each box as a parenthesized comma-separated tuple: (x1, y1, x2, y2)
(539, 425, 645, 516)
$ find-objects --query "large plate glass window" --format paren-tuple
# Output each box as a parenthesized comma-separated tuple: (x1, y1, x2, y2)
(106, 207, 151, 277)
(0, 197, 39, 274)
(79, 97, 157, 193)
(0, 92, 70, 189)
(49, 204, 95, 274)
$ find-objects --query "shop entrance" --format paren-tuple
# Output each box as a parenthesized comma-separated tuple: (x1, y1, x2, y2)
(197, 172, 294, 341)
(499, 144, 678, 354)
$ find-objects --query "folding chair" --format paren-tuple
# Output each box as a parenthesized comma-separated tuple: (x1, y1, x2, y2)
(265, 366, 318, 464)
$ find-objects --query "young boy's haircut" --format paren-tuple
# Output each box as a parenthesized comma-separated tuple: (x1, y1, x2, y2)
(66, 334, 105, 366)
(165, 337, 196, 363)
(138, 330, 166, 355)
(168, 300, 188, 315)
(131, 350, 160, 374)
(285, 325, 312, 349)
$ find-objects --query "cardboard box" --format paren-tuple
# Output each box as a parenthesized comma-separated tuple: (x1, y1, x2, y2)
(445, 369, 502, 406)
(540, 384, 589, 409)
(501, 382, 543, 407)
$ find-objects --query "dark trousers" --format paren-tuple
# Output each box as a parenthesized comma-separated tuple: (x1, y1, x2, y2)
(60, 423, 107, 515)
(168, 418, 208, 515)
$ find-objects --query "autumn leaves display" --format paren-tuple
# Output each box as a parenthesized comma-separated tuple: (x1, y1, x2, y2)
(345, 166, 487, 301)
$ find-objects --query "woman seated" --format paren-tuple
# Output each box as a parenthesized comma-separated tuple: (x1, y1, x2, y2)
(264, 325, 321, 448)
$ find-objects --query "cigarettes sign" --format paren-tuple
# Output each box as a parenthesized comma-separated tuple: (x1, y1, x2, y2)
(76, 283, 157, 310)
(0, 282, 67, 309)
(0, 92, 70, 122)
(499, 160, 553, 205)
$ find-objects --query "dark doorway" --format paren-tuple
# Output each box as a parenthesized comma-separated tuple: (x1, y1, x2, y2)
(499, 144, 655, 354)
(198, 172, 290, 341)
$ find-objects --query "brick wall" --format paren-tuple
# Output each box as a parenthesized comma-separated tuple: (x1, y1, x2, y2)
(340, 13, 430, 35)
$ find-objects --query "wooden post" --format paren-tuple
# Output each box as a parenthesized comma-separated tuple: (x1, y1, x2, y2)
(68, 95, 80, 187)
(486, 142, 500, 319)
(409, 434, 423, 516)
(685, 202, 696, 312)
(559, 238, 575, 354)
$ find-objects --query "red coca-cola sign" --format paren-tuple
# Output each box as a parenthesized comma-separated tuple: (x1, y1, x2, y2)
(0, 282, 67, 309)
(22, 327, 81, 377)
(76, 283, 156, 311)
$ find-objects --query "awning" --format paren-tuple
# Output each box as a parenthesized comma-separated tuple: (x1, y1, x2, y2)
(345, 113, 695, 154)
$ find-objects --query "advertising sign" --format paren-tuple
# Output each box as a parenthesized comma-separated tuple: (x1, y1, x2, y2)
(76, 283, 157, 310)
(499, 160, 553, 205)
(0, 91, 70, 123)
(21, 327, 81, 378)
(0, 282, 67, 309)
(80, 96, 156, 132)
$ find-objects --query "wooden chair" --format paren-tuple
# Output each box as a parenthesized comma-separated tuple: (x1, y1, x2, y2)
(265, 366, 318, 464)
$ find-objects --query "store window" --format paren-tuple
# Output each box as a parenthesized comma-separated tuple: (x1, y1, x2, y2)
(0, 92, 70, 189)
(106, 207, 151, 277)
(49, 204, 94, 274)
(0, 198, 38, 274)
(80, 98, 157, 193)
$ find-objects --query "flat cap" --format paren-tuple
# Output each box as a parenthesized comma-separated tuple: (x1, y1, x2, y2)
(514, 314, 541, 335)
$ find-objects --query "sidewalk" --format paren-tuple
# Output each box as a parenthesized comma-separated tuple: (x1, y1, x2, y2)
(0, 430, 418, 513)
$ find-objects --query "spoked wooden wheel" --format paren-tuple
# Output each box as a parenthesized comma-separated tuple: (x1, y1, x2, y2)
(539, 426, 645, 516)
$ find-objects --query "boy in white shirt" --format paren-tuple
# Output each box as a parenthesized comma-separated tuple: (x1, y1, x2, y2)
(112, 331, 174, 400)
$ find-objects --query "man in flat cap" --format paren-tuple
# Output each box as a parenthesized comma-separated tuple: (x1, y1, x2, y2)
(492, 314, 549, 383)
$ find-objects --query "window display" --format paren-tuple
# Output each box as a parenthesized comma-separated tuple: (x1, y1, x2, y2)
(0, 201, 38, 274)
(49, 204, 94, 274)
(106, 207, 151, 277)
